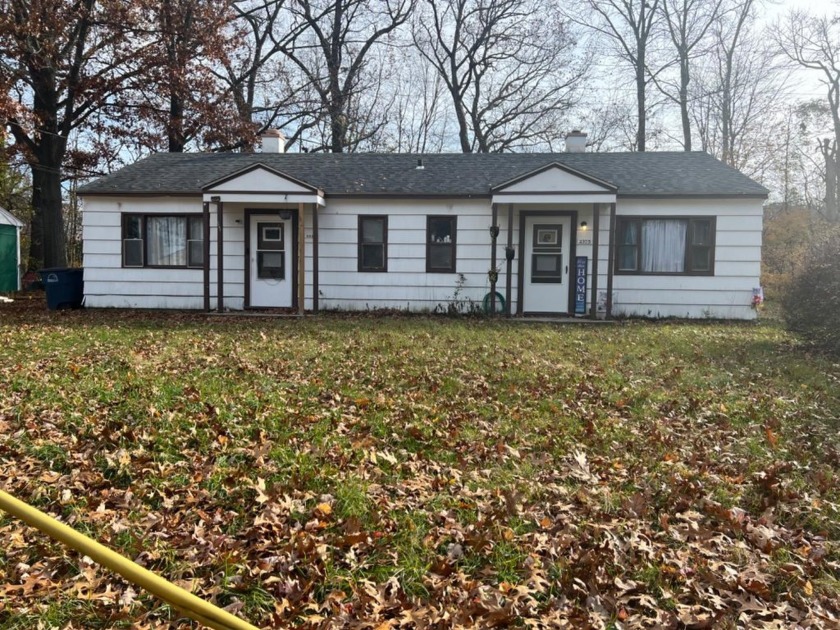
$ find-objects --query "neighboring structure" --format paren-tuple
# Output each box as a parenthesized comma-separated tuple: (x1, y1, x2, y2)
(78, 131, 768, 319)
(0, 206, 24, 293)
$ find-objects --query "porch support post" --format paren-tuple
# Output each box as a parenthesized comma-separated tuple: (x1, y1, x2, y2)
(606, 202, 616, 319)
(505, 203, 514, 317)
(202, 201, 210, 312)
(490, 203, 498, 315)
(297, 202, 305, 315)
(590, 203, 600, 319)
(214, 196, 224, 313)
(312, 203, 319, 313)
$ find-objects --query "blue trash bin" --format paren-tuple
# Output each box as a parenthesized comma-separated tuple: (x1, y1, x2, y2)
(40, 267, 84, 310)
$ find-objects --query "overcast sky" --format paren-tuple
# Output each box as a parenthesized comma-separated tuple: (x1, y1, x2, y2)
(761, 0, 833, 99)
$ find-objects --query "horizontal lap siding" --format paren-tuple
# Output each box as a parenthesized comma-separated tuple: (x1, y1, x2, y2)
(82, 196, 246, 310)
(611, 198, 762, 320)
(82, 196, 501, 313)
(315, 199, 498, 311)
(82, 193, 762, 319)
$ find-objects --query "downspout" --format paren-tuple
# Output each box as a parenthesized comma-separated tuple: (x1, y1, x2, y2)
(606, 202, 616, 319)
(505, 203, 514, 317)
(297, 203, 305, 315)
(590, 203, 600, 319)
(213, 196, 224, 313)
(203, 201, 210, 312)
(490, 203, 498, 314)
(312, 203, 319, 313)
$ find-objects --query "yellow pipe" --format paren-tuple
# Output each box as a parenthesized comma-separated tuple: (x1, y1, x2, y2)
(0, 489, 261, 630)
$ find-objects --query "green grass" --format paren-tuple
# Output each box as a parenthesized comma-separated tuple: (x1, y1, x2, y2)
(0, 305, 838, 627)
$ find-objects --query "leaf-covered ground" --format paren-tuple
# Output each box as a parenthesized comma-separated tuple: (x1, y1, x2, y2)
(0, 300, 838, 629)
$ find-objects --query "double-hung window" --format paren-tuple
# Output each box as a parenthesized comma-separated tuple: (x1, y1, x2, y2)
(616, 216, 715, 275)
(358, 215, 387, 272)
(427, 216, 457, 273)
(123, 214, 204, 268)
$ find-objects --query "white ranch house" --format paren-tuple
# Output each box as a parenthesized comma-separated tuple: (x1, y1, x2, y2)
(79, 132, 768, 319)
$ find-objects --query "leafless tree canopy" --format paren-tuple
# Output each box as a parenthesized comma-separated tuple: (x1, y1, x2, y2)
(777, 9, 840, 221)
(413, 0, 587, 153)
(570, 0, 663, 152)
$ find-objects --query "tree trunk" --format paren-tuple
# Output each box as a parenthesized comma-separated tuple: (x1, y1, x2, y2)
(329, 0, 345, 153)
(169, 92, 186, 152)
(721, 56, 732, 165)
(679, 56, 691, 151)
(456, 101, 472, 153)
(30, 138, 67, 269)
(27, 67, 68, 270)
(330, 110, 346, 153)
(636, 43, 646, 152)
(824, 139, 838, 221)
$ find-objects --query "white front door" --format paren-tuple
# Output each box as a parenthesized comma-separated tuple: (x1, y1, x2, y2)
(249, 215, 293, 308)
(522, 215, 572, 314)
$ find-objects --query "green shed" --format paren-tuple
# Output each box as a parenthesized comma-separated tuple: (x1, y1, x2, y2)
(0, 206, 23, 293)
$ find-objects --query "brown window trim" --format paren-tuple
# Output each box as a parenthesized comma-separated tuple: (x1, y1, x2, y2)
(121, 213, 205, 269)
(357, 215, 388, 272)
(614, 215, 716, 276)
(426, 215, 457, 273)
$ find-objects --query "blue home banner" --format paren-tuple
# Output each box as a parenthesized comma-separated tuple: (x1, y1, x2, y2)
(575, 256, 587, 315)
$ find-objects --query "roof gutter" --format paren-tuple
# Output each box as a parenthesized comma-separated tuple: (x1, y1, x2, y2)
(77, 191, 769, 200)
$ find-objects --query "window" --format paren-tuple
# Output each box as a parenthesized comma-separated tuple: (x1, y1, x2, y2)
(122, 214, 204, 268)
(358, 216, 387, 272)
(531, 224, 564, 284)
(615, 216, 715, 275)
(427, 216, 457, 273)
(256, 222, 285, 279)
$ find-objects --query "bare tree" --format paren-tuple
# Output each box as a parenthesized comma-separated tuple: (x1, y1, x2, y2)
(221, 0, 320, 151)
(373, 50, 450, 153)
(573, 0, 662, 152)
(777, 9, 840, 222)
(690, 0, 783, 174)
(656, 0, 724, 151)
(274, 0, 416, 153)
(414, 0, 586, 153)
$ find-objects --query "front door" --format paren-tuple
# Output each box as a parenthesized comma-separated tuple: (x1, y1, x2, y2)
(249, 215, 293, 308)
(522, 215, 572, 314)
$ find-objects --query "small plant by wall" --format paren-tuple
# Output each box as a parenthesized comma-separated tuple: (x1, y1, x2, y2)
(434, 273, 482, 316)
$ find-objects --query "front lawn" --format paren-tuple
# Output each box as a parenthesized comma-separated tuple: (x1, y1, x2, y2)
(0, 306, 838, 628)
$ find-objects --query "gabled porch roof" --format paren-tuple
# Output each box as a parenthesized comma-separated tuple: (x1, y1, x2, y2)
(202, 163, 325, 206)
(490, 162, 617, 205)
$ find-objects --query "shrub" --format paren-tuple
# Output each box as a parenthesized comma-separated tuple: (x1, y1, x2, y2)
(761, 206, 811, 300)
(781, 227, 840, 355)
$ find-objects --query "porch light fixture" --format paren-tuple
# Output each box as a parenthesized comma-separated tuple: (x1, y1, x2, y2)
(489, 225, 500, 239)
(580, 221, 588, 231)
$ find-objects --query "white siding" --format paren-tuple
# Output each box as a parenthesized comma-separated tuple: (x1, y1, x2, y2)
(313, 199, 503, 312)
(608, 198, 763, 319)
(82, 193, 763, 320)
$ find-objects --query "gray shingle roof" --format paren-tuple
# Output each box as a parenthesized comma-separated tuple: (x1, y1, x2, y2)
(78, 151, 769, 198)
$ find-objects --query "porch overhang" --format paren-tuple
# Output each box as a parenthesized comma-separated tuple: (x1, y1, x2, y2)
(201, 191, 325, 205)
(491, 191, 616, 205)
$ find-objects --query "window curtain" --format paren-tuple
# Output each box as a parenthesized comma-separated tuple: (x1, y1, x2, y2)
(147, 217, 187, 266)
(642, 220, 686, 272)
